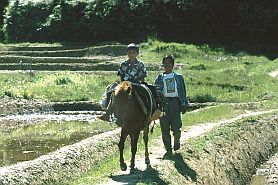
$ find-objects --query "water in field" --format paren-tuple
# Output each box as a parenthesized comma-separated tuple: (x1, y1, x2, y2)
(250, 152, 278, 185)
(0, 112, 116, 167)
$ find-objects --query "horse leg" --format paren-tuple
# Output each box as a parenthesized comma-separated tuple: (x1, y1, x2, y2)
(119, 129, 128, 171)
(130, 132, 140, 171)
(143, 126, 150, 165)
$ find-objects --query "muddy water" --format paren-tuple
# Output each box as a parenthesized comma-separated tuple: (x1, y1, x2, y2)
(250, 152, 278, 185)
(0, 112, 116, 167)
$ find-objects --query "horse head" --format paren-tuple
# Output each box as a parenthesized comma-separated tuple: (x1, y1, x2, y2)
(114, 81, 132, 99)
(113, 81, 133, 122)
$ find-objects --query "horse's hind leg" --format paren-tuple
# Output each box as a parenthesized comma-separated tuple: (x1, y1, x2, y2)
(130, 132, 140, 170)
(143, 126, 150, 165)
(119, 129, 128, 171)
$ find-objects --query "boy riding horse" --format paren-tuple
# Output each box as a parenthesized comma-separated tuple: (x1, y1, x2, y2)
(98, 43, 163, 122)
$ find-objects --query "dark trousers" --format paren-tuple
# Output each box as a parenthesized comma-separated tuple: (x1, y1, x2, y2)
(160, 97, 182, 152)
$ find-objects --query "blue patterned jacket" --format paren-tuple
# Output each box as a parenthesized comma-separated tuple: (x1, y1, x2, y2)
(117, 59, 147, 83)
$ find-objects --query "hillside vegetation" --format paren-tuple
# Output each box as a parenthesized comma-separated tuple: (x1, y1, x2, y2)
(0, 40, 277, 185)
(1, 0, 278, 47)
(0, 40, 277, 105)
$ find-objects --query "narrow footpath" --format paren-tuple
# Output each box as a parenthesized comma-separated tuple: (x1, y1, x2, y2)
(98, 109, 278, 185)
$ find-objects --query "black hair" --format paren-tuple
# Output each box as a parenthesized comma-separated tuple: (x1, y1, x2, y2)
(162, 55, 175, 65)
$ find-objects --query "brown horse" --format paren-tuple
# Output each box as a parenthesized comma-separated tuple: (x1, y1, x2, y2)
(112, 81, 152, 171)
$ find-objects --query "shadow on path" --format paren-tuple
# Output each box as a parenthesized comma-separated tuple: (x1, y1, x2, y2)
(173, 153, 198, 182)
(110, 165, 168, 185)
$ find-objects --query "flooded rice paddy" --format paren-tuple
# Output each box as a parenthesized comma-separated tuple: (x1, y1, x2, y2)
(251, 152, 278, 185)
(0, 111, 116, 167)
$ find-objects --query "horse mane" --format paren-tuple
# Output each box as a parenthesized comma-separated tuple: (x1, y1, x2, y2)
(114, 81, 132, 96)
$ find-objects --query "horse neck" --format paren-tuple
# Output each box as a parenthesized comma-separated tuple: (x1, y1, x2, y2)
(115, 94, 139, 119)
(114, 93, 130, 111)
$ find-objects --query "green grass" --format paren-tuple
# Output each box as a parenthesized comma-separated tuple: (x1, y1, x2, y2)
(0, 40, 277, 184)
(70, 153, 119, 185)
(0, 71, 117, 102)
(3, 120, 116, 140)
(0, 42, 63, 47)
(183, 104, 244, 128)
(0, 40, 278, 104)
(70, 126, 163, 185)
(185, 113, 272, 153)
(0, 39, 277, 184)
(143, 39, 278, 102)
(69, 103, 254, 185)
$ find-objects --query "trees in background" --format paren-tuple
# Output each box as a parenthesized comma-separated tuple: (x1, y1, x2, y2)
(0, 0, 9, 41)
(1, 0, 278, 45)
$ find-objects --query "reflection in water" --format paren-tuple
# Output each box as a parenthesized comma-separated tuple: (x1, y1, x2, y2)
(0, 118, 116, 167)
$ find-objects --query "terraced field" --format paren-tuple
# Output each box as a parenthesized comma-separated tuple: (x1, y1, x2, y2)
(0, 41, 277, 185)
(0, 44, 161, 71)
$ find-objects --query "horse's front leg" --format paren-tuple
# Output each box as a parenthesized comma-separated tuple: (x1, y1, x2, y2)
(130, 132, 140, 171)
(143, 126, 150, 165)
(119, 129, 128, 171)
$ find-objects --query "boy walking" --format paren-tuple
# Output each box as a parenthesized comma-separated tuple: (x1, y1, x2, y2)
(154, 55, 189, 156)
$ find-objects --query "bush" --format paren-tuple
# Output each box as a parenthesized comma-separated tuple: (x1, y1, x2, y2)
(4, 0, 54, 42)
(0, 0, 9, 42)
(2, 0, 278, 44)
(190, 94, 217, 103)
(55, 76, 72, 85)
(3, 0, 149, 42)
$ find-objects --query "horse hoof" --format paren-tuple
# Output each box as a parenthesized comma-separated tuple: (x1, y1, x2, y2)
(145, 158, 150, 164)
(120, 163, 127, 171)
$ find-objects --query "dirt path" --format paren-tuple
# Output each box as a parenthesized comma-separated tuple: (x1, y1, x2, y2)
(98, 109, 278, 185)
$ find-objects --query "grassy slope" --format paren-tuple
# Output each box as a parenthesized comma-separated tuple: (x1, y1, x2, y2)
(68, 40, 278, 184)
(0, 40, 278, 104)
(0, 40, 278, 184)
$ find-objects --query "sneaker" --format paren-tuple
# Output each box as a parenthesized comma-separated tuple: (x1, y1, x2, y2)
(97, 114, 110, 122)
(174, 142, 180, 151)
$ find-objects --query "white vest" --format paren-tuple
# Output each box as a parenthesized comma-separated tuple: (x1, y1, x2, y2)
(162, 73, 178, 97)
